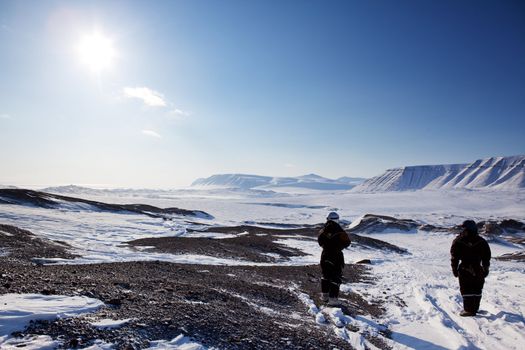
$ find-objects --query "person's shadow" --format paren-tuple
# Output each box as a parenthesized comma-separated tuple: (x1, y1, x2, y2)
(388, 331, 452, 350)
(477, 310, 525, 324)
(352, 314, 456, 350)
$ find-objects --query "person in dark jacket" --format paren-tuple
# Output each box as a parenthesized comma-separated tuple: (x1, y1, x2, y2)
(450, 220, 491, 316)
(318, 212, 351, 306)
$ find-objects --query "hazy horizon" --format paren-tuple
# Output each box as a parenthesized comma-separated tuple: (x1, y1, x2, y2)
(1, 0, 524, 188)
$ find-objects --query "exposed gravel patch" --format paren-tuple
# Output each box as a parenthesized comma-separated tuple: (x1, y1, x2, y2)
(0, 224, 77, 263)
(128, 233, 308, 263)
(127, 225, 408, 263)
(0, 222, 397, 349)
(496, 251, 525, 261)
(0, 259, 381, 349)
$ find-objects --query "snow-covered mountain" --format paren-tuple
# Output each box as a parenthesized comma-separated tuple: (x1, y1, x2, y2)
(353, 155, 525, 192)
(336, 176, 369, 186)
(191, 173, 366, 190)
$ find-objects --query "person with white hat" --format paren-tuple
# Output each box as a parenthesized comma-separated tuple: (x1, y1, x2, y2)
(318, 211, 351, 306)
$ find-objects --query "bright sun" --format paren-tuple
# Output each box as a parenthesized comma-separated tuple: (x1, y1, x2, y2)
(77, 32, 116, 72)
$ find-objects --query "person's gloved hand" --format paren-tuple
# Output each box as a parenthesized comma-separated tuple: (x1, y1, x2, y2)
(483, 266, 489, 277)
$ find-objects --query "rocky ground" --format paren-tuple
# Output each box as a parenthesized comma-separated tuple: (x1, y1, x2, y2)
(0, 224, 389, 349)
(127, 224, 407, 263)
(496, 251, 525, 261)
(2, 212, 523, 349)
(0, 224, 77, 262)
(0, 189, 212, 219)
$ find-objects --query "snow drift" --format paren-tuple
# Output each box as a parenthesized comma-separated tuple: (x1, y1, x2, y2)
(353, 155, 525, 192)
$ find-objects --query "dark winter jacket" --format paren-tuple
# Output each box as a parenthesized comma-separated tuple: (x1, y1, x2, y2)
(450, 230, 491, 279)
(318, 221, 351, 268)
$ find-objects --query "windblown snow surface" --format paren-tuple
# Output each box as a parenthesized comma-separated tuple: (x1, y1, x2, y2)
(1, 186, 524, 349)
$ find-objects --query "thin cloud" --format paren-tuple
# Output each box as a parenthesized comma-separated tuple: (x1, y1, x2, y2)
(170, 108, 192, 117)
(142, 129, 162, 138)
(123, 87, 167, 107)
(0, 114, 12, 119)
(168, 108, 192, 121)
(284, 163, 295, 168)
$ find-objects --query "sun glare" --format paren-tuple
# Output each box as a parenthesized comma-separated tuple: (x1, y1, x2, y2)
(77, 32, 116, 72)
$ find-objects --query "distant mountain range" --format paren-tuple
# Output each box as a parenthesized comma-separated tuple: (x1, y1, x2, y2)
(353, 155, 525, 192)
(5, 155, 523, 194)
(191, 174, 366, 190)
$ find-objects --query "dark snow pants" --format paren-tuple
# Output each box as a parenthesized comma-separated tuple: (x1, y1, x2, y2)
(459, 271, 485, 313)
(321, 260, 342, 298)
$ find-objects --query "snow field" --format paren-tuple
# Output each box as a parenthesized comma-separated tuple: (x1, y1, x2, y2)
(1, 189, 524, 266)
(1, 188, 524, 349)
(346, 232, 525, 350)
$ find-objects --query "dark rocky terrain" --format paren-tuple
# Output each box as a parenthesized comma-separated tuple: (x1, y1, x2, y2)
(0, 224, 77, 263)
(0, 189, 212, 219)
(496, 251, 525, 261)
(0, 223, 390, 349)
(128, 233, 307, 263)
(128, 224, 408, 262)
(3, 212, 523, 348)
(347, 214, 460, 234)
(347, 214, 420, 234)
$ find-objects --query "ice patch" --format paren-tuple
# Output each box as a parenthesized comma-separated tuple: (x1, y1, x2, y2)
(0, 294, 103, 347)
(0, 335, 59, 350)
(145, 334, 207, 349)
(91, 318, 133, 329)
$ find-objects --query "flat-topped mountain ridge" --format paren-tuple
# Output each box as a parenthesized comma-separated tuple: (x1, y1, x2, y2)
(353, 155, 525, 192)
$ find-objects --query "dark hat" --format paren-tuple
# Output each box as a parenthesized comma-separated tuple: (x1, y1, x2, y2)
(327, 212, 340, 221)
(462, 220, 478, 233)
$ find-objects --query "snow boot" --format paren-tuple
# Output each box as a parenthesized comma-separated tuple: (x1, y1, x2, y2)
(328, 297, 341, 306)
(459, 310, 476, 317)
(321, 293, 329, 303)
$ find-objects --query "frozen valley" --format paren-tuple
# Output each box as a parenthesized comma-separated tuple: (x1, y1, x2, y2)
(1, 156, 524, 349)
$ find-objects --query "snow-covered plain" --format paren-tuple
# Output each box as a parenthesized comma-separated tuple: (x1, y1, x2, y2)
(1, 187, 524, 349)
(348, 233, 525, 350)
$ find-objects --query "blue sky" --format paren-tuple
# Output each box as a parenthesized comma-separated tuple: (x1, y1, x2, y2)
(1, 0, 524, 188)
